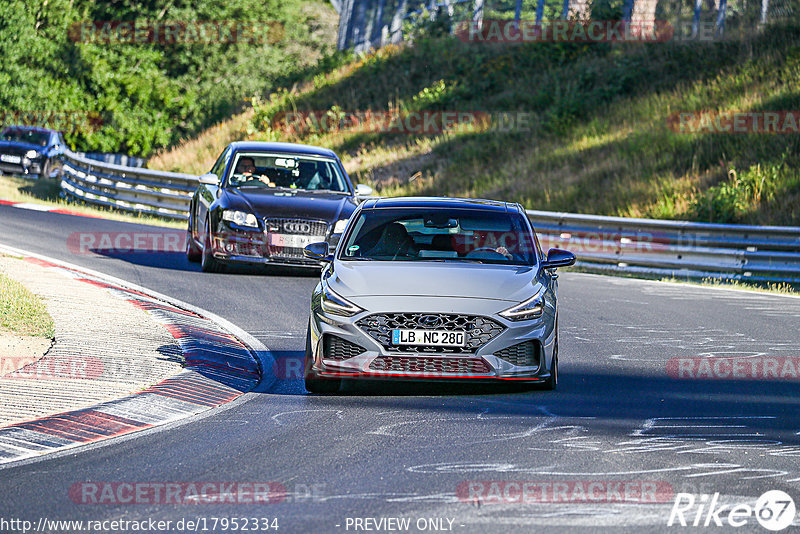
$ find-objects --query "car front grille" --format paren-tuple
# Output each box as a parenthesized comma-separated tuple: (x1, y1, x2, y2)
(264, 218, 328, 259)
(356, 313, 505, 353)
(494, 340, 540, 369)
(0, 147, 28, 158)
(369, 356, 490, 374)
(323, 335, 366, 361)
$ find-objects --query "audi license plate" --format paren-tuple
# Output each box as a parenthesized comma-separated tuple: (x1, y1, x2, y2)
(0, 154, 21, 164)
(270, 234, 323, 249)
(392, 329, 465, 347)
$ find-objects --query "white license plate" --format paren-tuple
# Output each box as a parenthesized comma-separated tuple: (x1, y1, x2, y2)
(392, 329, 466, 347)
(269, 233, 323, 249)
(0, 154, 21, 164)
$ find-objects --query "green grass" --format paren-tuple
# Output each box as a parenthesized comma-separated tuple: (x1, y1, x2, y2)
(152, 18, 800, 227)
(0, 268, 55, 337)
(0, 175, 184, 228)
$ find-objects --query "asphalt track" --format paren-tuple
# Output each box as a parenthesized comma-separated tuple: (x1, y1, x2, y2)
(1, 204, 800, 533)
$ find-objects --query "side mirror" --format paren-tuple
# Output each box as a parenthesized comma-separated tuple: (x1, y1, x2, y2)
(541, 248, 576, 270)
(355, 183, 373, 197)
(304, 242, 332, 263)
(199, 172, 219, 185)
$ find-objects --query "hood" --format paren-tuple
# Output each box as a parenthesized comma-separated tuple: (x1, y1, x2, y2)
(225, 188, 356, 222)
(329, 261, 541, 303)
(0, 141, 44, 153)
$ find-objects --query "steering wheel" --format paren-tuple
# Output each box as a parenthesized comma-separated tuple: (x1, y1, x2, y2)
(391, 239, 413, 261)
(466, 247, 507, 259)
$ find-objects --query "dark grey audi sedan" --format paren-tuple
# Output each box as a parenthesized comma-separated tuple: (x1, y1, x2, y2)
(187, 141, 373, 272)
(302, 197, 575, 393)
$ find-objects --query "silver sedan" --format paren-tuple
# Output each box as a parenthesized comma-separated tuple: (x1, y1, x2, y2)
(302, 197, 575, 393)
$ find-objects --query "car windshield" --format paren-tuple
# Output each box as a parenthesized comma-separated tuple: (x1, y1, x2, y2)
(340, 208, 538, 265)
(225, 152, 349, 193)
(1, 128, 49, 146)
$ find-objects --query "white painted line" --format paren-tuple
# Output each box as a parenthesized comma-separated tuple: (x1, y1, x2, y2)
(0, 241, 276, 469)
(8, 202, 52, 211)
(0, 242, 275, 384)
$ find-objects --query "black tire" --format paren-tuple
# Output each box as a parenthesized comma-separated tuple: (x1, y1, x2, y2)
(40, 159, 51, 179)
(304, 322, 340, 394)
(541, 325, 558, 391)
(200, 219, 224, 273)
(186, 219, 201, 263)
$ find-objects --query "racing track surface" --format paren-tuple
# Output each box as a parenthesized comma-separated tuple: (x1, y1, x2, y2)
(1, 204, 800, 532)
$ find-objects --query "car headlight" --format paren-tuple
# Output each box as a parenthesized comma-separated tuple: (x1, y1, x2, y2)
(333, 219, 349, 234)
(321, 281, 363, 317)
(499, 287, 546, 321)
(222, 210, 259, 228)
(25, 150, 38, 159)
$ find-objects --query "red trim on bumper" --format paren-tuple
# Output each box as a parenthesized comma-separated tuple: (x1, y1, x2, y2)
(317, 371, 543, 381)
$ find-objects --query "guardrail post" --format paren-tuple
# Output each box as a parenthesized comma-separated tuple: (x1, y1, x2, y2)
(473, 0, 484, 28)
(715, 0, 727, 37)
(692, 0, 702, 37)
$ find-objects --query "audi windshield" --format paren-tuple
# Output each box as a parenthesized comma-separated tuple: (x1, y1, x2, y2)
(226, 152, 349, 193)
(340, 208, 539, 265)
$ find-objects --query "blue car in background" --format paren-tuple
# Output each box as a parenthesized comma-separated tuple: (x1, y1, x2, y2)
(0, 125, 66, 178)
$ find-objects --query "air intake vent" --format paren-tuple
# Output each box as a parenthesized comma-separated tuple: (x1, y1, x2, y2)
(495, 341, 540, 369)
(323, 335, 366, 361)
(369, 356, 490, 374)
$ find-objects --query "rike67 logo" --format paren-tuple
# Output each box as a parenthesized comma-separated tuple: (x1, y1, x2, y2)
(668, 490, 796, 531)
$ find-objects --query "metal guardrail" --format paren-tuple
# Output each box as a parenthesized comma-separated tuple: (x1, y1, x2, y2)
(57, 149, 800, 283)
(528, 210, 800, 284)
(60, 149, 197, 220)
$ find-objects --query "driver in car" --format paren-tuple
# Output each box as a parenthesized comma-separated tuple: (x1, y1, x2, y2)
(235, 157, 275, 187)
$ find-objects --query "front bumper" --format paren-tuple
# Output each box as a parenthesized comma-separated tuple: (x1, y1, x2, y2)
(0, 159, 42, 176)
(209, 224, 341, 269)
(308, 296, 557, 382)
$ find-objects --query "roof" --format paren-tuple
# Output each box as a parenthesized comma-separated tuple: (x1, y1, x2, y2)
(228, 141, 339, 159)
(364, 197, 514, 212)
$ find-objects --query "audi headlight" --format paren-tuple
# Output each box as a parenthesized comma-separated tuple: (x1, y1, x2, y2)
(222, 210, 259, 228)
(25, 150, 38, 159)
(333, 219, 349, 234)
(321, 281, 363, 317)
(499, 287, 546, 321)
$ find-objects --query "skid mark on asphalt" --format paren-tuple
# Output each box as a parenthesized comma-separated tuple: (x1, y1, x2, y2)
(362, 406, 800, 485)
(364, 405, 597, 446)
(271, 409, 344, 426)
(637, 284, 800, 317)
(564, 323, 800, 363)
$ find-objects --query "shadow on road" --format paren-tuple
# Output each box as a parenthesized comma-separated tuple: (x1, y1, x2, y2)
(92, 250, 322, 278)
